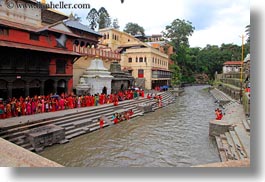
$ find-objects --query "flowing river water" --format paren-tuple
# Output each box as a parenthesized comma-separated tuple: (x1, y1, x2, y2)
(40, 86, 220, 167)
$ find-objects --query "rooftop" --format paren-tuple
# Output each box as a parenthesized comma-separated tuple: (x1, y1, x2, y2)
(64, 20, 102, 37)
(224, 61, 242, 65)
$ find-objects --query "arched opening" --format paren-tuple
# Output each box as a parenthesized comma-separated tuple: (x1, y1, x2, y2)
(86, 42, 91, 48)
(120, 84, 124, 91)
(102, 86, 107, 95)
(57, 79, 66, 95)
(29, 79, 41, 97)
(44, 79, 55, 96)
(12, 79, 25, 98)
(74, 40, 79, 46)
(0, 79, 8, 99)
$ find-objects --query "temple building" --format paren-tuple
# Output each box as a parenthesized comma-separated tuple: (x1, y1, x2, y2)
(99, 28, 172, 90)
(0, 0, 107, 99)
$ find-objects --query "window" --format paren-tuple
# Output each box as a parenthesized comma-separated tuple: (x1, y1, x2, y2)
(139, 57, 143, 62)
(136, 57, 138, 62)
(144, 57, 147, 62)
(138, 69, 144, 78)
(30, 33, 40, 41)
(128, 57, 132, 63)
(56, 60, 66, 74)
(0, 28, 9, 36)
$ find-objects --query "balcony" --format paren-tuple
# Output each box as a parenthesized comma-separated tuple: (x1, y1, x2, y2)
(73, 45, 121, 61)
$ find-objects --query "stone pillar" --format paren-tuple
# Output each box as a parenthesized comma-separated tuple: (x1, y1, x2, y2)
(7, 82, 12, 98)
(40, 80, 45, 95)
(54, 80, 58, 94)
(65, 80, 68, 94)
(25, 82, 30, 97)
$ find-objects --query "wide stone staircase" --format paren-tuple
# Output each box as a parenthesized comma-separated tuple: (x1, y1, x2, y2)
(0, 91, 176, 152)
(210, 88, 250, 163)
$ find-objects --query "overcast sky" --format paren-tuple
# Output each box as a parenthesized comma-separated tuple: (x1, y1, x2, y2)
(51, 0, 250, 48)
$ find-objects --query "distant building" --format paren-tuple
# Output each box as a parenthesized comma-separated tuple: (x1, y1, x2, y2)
(99, 28, 172, 90)
(223, 61, 242, 74)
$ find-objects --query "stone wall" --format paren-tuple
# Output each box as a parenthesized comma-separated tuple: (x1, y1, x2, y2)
(209, 120, 232, 137)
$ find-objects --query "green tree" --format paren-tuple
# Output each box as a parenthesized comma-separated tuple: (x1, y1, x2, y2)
(123, 22, 145, 36)
(98, 7, 111, 29)
(163, 19, 195, 83)
(112, 18, 120, 29)
(86, 8, 99, 30)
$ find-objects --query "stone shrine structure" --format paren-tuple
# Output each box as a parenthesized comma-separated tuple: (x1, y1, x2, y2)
(76, 58, 113, 95)
(110, 62, 134, 93)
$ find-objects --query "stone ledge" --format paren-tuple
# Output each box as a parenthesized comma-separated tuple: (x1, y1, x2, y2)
(193, 159, 250, 167)
(0, 138, 63, 167)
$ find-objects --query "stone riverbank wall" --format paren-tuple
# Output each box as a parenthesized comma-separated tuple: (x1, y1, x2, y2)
(208, 88, 250, 167)
(0, 91, 177, 166)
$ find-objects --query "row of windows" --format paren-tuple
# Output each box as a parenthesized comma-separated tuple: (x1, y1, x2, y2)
(103, 33, 119, 41)
(152, 57, 167, 66)
(0, 28, 9, 36)
(128, 57, 147, 63)
(128, 57, 168, 66)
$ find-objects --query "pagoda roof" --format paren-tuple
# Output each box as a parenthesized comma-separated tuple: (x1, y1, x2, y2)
(64, 20, 102, 37)
(0, 40, 80, 56)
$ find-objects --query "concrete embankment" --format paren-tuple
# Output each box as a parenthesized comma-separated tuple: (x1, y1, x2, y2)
(207, 88, 250, 167)
(0, 138, 62, 167)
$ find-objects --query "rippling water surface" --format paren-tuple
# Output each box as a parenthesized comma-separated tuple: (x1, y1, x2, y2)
(40, 86, 220, 167)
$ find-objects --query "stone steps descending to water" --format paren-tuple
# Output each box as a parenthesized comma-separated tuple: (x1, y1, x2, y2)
(242, 119, 250, 132)
(0, 91, 176, 152)
(215, 123, 250, 162)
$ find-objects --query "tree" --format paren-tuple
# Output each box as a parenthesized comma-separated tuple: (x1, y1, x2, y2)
(163, 19, 195, 51)
(163, 19, 195, 83)
(86, 8, 99, 30)
(98, 7, 111, 29)
(112, 18, 120, 29)
(123, 22, 145, 36)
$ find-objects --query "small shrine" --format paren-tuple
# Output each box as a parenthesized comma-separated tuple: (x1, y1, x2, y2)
(110, 62, 134, 93)
(76, 58, 113, 95)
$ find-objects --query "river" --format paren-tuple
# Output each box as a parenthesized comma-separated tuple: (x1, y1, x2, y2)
(40, 86, 220, 167)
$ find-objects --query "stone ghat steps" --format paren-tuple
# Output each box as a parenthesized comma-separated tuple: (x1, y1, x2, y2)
(1, 99, 147, 151)
(242, 118, 250, 132)
(210, 88, 233, 103)
(58, 92, 175, 141)
(215, 124, 250, 162)
(0, 92, 176, 151)
(0, 97, 150, 137)
(0, 99, 148, 150)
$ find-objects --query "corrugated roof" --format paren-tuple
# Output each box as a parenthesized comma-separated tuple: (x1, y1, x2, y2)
(63, 20, 102, 37)
(224, 61, 242, 65)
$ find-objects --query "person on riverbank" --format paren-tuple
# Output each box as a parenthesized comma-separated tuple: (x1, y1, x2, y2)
(99, 117, 104, 128)
(0, 100, 5, 119)
(215, 108, 223, 120)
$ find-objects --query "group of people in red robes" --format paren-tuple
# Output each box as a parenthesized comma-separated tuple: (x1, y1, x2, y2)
(0, 89, 144, 120)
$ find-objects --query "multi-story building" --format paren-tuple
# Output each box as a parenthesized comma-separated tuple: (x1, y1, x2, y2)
(99, 28, 172, 90)
(0, 0, 104, 99)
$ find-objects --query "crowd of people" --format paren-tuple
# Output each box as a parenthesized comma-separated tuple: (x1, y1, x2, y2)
(0, 89, 146, 120)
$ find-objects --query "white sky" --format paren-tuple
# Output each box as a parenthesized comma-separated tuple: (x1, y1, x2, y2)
(50, 0, 250, 48)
